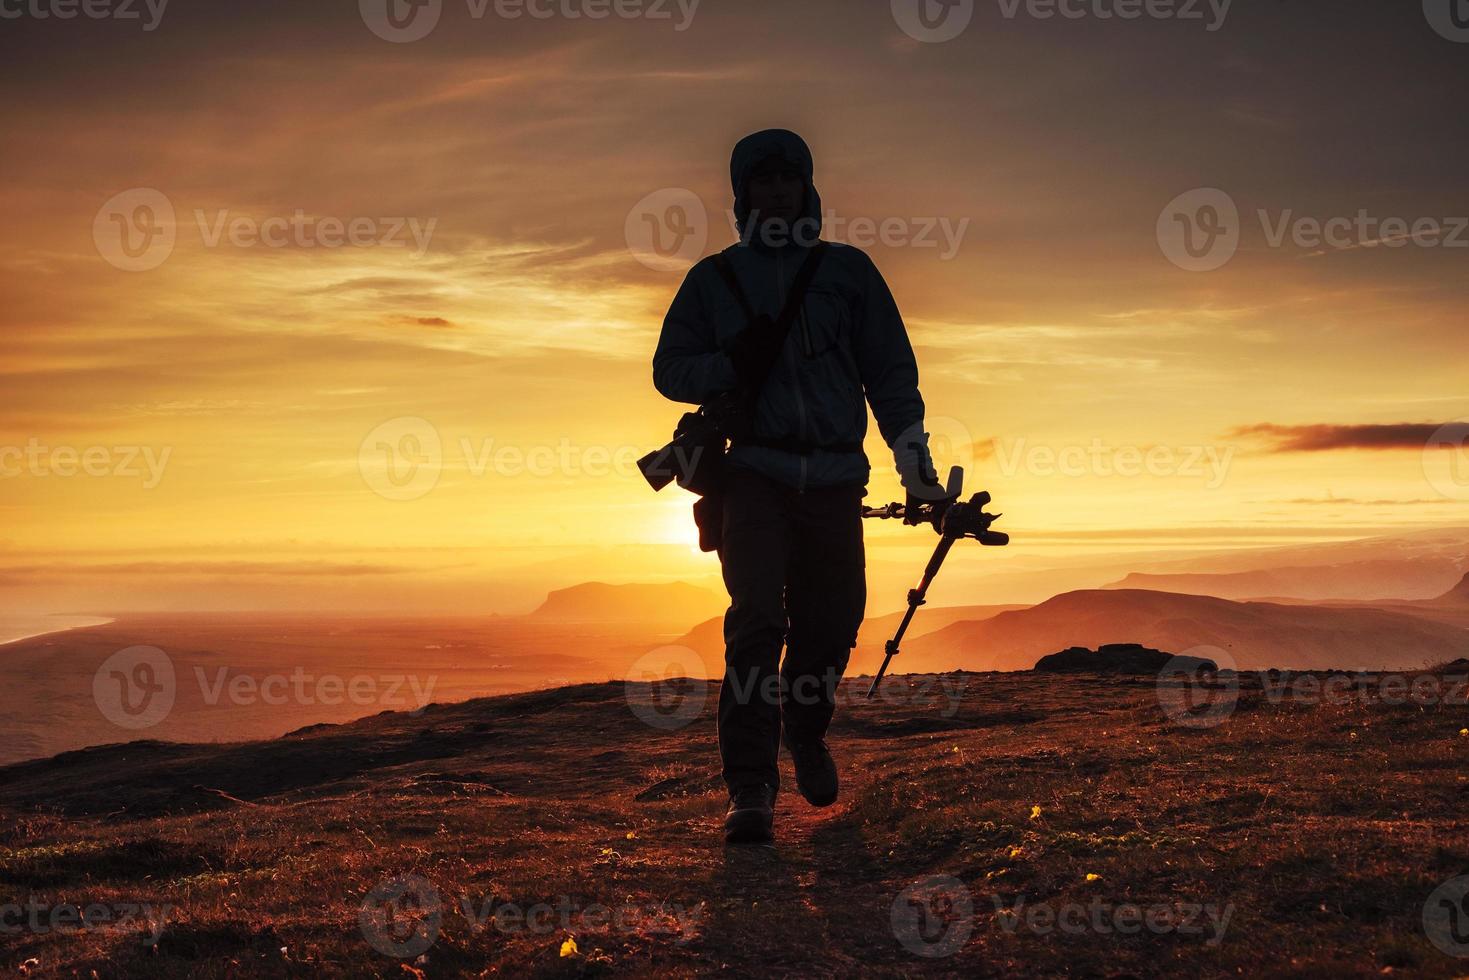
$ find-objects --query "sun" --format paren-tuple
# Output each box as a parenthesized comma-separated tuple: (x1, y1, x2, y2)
(655, 496, 707, 554)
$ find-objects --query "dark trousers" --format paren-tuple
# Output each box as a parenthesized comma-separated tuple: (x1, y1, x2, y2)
(715, 466, 867, 792)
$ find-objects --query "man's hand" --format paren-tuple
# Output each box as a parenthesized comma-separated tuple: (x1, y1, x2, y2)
(896, 429, 957, 533)
(905, 469, 959, 534)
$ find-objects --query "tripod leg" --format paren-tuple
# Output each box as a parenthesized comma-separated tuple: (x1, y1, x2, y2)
(865, 534, 957, 698)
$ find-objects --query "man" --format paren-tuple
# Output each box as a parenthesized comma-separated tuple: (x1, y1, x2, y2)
(652, 128, 951, 844)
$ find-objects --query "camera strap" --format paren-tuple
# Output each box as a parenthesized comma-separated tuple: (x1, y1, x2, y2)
(711, 242, 829, 397)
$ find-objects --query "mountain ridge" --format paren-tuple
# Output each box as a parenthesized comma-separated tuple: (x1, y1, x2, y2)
(902, 587, 1469, 672)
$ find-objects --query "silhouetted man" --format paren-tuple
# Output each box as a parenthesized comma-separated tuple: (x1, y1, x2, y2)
(653, 129, 950, 844)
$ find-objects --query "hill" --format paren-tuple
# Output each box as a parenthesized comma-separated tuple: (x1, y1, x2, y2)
(527, 582, 724, 625)
(2, 670, 1467, 976)
(902, 589, 1469, 672)
(1432, 571, 1469, 606)
(1102, 558, 1467, 602)
(661, 604, 1028, 677)
(1269, 572, 1469, 631)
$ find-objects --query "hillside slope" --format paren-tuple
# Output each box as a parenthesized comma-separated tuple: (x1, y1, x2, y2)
(3, 670, 1468, 976)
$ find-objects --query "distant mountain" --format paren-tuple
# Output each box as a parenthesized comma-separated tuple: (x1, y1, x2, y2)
(853, 604, 1028, 672)
(1434, 571, 1469, 606)
(1268, 571, 1469, 631)
(1102, 558, 1467, 602)
(902, 588, 1469, 673)
(661, 603, 1027, 677)
(1120, 526, 1469, 577)
(527, 581, 724, 625)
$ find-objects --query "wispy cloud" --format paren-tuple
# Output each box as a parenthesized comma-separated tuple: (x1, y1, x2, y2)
(1230, 422, 1469, 452)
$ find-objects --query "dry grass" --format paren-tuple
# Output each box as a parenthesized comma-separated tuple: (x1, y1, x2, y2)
(2, 669, 1468, 977)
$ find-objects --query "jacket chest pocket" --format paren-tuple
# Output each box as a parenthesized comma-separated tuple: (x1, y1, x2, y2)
(797, 285, 851, 360)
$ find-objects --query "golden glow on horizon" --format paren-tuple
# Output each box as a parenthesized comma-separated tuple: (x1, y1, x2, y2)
(1, 7, 1465, 614)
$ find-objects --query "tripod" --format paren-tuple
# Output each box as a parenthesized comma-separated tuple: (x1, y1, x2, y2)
(860, 467, 1008, 698)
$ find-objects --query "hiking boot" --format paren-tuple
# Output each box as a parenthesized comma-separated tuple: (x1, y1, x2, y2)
(724, 783, 776, 844)
(785, 736, 838, 807)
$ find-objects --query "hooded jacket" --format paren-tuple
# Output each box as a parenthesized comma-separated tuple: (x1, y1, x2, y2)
(652, 129, 933, 493)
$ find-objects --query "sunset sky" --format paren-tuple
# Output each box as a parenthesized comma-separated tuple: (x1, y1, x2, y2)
(1, 0, 1466, 616)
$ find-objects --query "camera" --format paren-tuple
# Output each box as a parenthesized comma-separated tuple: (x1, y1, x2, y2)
(636, 390, 752, 495)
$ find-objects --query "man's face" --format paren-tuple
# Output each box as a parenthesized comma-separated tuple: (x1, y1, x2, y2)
(746, 162, 805, 226)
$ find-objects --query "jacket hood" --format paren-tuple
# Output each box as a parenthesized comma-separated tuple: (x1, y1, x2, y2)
(730, 128, 823, 245)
